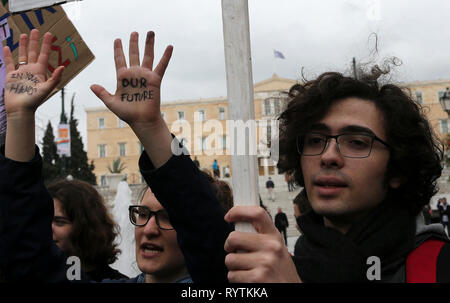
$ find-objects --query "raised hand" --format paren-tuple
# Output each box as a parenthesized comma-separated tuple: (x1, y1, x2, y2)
(4, 29, 64, 116)
(91, 31, 174, 168)
(4, 29, 64, 162)
(91, 31, 173, 128)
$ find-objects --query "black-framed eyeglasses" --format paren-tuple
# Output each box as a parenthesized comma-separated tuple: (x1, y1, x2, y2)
(128, 205, 174, 230)
(296, 132, 390, 158)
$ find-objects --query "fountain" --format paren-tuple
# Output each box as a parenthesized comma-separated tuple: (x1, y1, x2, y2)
(110, 180, 141, 278)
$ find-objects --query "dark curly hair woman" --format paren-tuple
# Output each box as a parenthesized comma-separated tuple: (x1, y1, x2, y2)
(47, 179, 128, 281)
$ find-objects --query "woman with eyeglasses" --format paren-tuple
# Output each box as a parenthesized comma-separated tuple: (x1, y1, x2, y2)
(128, 186, 191, 283)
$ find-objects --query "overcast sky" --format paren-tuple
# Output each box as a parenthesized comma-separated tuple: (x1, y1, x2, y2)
(35, 0, 450, 148)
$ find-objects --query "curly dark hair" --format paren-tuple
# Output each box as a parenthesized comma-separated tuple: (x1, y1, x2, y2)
(199, 170, 234, 213)
(47, 179, 121, 268)
(277, 71, 444, 215)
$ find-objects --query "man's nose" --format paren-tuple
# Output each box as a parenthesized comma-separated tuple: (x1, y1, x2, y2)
(320, 138, 344, 168)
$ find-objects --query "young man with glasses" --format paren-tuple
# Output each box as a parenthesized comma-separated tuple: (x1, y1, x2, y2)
(223, 72, 450, 282)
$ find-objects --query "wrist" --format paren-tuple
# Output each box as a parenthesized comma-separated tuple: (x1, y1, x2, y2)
(129, 114, 166, 135)
(6, 110, 36, 122)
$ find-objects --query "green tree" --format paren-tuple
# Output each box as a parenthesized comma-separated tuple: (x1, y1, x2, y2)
(67, 94, 97, 184)
(42, 121, 61, 184)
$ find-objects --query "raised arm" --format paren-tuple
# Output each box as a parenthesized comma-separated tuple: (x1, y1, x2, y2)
(90, 31, 173, 168)
(91, 31, 231, 283)
(1, 29, 68, 282)
(4, 29, 64, 161)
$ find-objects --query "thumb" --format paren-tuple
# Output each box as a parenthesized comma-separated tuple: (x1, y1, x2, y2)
(40, 65, 64, 95)
(90, 84, 114, 105)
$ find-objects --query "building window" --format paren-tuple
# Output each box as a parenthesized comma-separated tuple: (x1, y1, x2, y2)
(100, 175, 107, 186)
(266, 125, 272, 146)
(273, 99, 281, 115)
(178, 111, 185, 120)
(222, 135, 227, 149)
(118, 118, 126, 128)
(438, 90, 450, 103)
(98, 144, 106, 158)
(219, 107, 226, 120)
(440, 119, 449, 134)
(198, 109, 206, 121)
(264, 99, 271, 116)
(264, 98, 284, 116)
(415, 91, 423, 104)
(98, 117, 105, 129)
(118, 143, 126, 157)
(202, 137, 207, 151)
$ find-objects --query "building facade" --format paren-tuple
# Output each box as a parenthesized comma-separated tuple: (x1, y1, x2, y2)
(86, 75, 450, 185)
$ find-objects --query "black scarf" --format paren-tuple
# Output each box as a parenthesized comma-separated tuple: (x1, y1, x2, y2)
(294, 201, 416, 283)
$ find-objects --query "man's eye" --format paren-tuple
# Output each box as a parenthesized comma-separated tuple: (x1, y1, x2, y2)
(307, 137, 324, 144)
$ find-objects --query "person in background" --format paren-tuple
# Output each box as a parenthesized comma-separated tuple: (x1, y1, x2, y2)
(274, 207, 289, 245)
(292, 188, 311, 233)
(422, 204, 432, 225)
(193, 156, 200, 168)
(48, 179, 128, 281)
(265, 177, 275, 201)
(212, 159, 220, 178)
(438, 197, 450, 236)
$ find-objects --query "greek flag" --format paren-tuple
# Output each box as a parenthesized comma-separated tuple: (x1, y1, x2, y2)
(273, 50, 285, 59)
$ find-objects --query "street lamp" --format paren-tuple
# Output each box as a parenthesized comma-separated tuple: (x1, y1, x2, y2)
(439, 87, 450, 116)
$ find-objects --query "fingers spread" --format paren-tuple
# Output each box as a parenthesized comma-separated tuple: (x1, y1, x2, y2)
(27, 29, 39, 63)
(154, 45, 173, 78)
(141, 31, 155, 69)
(114, 39, 127, 76)
(18, 33, 28, 65)
(225, 205, 278, 234)
(128, 31, 140, 67)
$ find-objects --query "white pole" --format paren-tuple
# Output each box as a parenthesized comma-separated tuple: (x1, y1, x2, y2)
(221, 0, 258, 233)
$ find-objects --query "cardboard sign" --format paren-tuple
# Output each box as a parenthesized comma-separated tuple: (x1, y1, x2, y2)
(9, 0, 80, 13)
(57, 123, 70, 156)
(0, 1, 95, 98)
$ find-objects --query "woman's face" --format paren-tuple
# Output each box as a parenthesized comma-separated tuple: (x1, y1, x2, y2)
(52, 198, 74, 254)
(134, 189, 187, 282)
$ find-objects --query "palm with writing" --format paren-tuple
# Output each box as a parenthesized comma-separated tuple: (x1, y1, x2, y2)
(4, 29, 64, 116)
(91, 31, 173, 129)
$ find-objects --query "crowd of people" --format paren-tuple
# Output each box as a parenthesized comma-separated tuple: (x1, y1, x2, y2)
(1, 28, 450, 283)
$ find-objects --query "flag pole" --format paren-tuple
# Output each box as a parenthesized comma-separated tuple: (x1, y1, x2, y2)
(221, 0, 258, 233)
